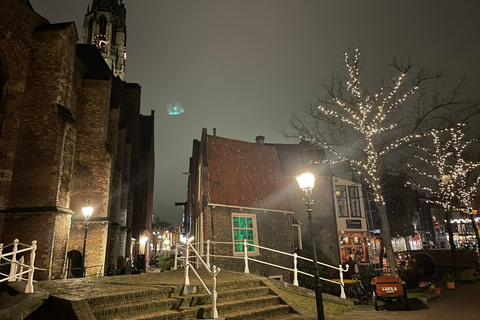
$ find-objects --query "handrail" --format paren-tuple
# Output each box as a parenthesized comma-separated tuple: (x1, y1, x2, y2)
(175, 239, 349, 299)
(181, 242, 221, 319)
(0, 239, 38, 293)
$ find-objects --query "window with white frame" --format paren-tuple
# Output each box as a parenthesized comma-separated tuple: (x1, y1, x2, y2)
(232, 213, 258, 255)
(335, 186, 349, 217)
(336, 185, 362, 218)
(348, 186, 361, 217)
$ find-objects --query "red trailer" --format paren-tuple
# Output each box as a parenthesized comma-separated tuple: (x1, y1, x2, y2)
(371, 276, 409, 311)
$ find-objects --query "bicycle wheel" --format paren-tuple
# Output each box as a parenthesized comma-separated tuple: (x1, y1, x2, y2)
(403, 285, 409, 311)
(372, 289, 379, 311)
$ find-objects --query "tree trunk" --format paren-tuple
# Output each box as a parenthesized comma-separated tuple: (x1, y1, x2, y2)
(445, 209, 459, 277)
(376, 203, 398, 277)
(378, 237, 384, 273)
(470, 213, 480, 248)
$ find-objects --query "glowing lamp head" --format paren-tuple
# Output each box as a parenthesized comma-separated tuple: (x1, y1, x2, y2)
(296, 173, 315, 191)
(82, 206, 94, 220)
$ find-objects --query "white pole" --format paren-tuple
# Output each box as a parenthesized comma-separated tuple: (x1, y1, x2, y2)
(184, 243, 190, 285)
(339, 264, 346, 299)
(293, 253, 298, 286)
(211, 265, 220, 319)
(25, 241, 37, 293)
(8, 239, 19, 282)
(173, 247, 178, 270)
(206, 239, 211, 269)
(243, 239, 249, 274)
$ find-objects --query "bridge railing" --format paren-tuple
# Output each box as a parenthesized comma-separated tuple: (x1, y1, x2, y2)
(0, 239, 46, 293)
(175, 239, 349, 299)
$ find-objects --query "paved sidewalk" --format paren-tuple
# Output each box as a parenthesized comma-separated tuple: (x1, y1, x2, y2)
(329, 280, 480, 320)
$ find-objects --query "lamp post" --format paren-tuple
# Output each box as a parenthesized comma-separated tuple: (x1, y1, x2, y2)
(81, 206, 93, 277)
(296, 173, 325, 320)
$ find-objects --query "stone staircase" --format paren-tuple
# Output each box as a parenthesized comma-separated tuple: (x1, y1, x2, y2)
(88, 278, 299, 320)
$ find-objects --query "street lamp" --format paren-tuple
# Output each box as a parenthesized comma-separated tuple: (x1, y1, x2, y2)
(296, 173, 325, 320)
(81, 206, 93, 277)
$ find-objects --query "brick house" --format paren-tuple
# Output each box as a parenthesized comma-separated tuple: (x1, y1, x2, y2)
(0, 0, 154, 279)
(184, 129, 370, 280)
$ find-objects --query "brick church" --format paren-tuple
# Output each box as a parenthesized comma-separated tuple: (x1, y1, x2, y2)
(0, 0, 155, 279)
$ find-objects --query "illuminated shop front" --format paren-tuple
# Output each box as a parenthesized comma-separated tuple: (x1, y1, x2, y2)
(450, 216, 480, 248)
(334, 177, 371, 264)
(339, 231, 369, 262)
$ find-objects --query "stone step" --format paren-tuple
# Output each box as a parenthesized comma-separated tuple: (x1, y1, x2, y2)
(186, 286, 271, 306)
(119, 302, 293, 320)
(112, 308, 199, 320)
(215, 295, 284, 314)
(93, 296, 180, 320)
(195, 278, 265, 293)
(94, 286, 284, 320)
(87, 286, 178, 308)
(221, 304, 293, 320)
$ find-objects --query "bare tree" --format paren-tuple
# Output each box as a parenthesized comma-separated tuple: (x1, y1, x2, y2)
(408, 125, 480, 275)
(288, 48, 479, 277)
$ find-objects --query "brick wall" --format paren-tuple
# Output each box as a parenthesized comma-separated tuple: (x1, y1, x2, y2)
(8, 22, 79, 209)
(68, 220, 108, 277)
(0, 0, 48, 210)
(209, 206, 294, 282)
(286, 176, 341, 265)
(1, 211, 71, 280)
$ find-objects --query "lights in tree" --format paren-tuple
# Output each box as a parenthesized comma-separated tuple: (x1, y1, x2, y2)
(407, 125, 480, 212)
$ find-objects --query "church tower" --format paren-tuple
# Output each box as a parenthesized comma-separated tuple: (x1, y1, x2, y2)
(83, 0, 126, 80)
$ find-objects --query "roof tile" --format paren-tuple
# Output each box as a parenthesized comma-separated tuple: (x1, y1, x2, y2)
(207, 135, 291, 212)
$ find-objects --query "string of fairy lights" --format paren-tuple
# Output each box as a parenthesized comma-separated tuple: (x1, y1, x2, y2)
(301, 48, 421, 204)
(406, 125, 480, 213)
(298, 49, 480, 213)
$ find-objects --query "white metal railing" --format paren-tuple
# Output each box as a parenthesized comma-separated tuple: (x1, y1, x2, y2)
(175, 239, 349, 299)
(181, 241, 221, 319)
(0, 239, 45, 293)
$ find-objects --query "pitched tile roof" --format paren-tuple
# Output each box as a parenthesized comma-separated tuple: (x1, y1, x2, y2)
(207, 135, 291, 212)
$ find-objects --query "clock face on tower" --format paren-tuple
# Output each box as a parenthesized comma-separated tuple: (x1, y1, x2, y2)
(93, 34, 109, 50)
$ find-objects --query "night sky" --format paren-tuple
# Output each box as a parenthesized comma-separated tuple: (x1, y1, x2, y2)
(30, 0, 480, 226)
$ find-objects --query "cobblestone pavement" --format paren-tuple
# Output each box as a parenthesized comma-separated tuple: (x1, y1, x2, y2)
(328, 279, 480, 320)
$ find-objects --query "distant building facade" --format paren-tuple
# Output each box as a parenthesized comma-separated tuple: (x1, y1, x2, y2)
(0, 0, 154, 279)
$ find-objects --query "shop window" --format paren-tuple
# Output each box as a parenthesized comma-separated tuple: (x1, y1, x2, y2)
(339, 231, 369, 263)
(232, 213, 258, 255)
(336, 186, 348, 217)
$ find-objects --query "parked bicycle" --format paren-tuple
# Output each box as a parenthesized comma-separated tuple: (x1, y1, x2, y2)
(344, 274, 373, 305)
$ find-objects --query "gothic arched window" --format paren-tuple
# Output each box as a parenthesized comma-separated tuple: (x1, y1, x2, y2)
(88, 18, 94, 44)
(99, 17, 107, 36)
(112, 24, 117, 46)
